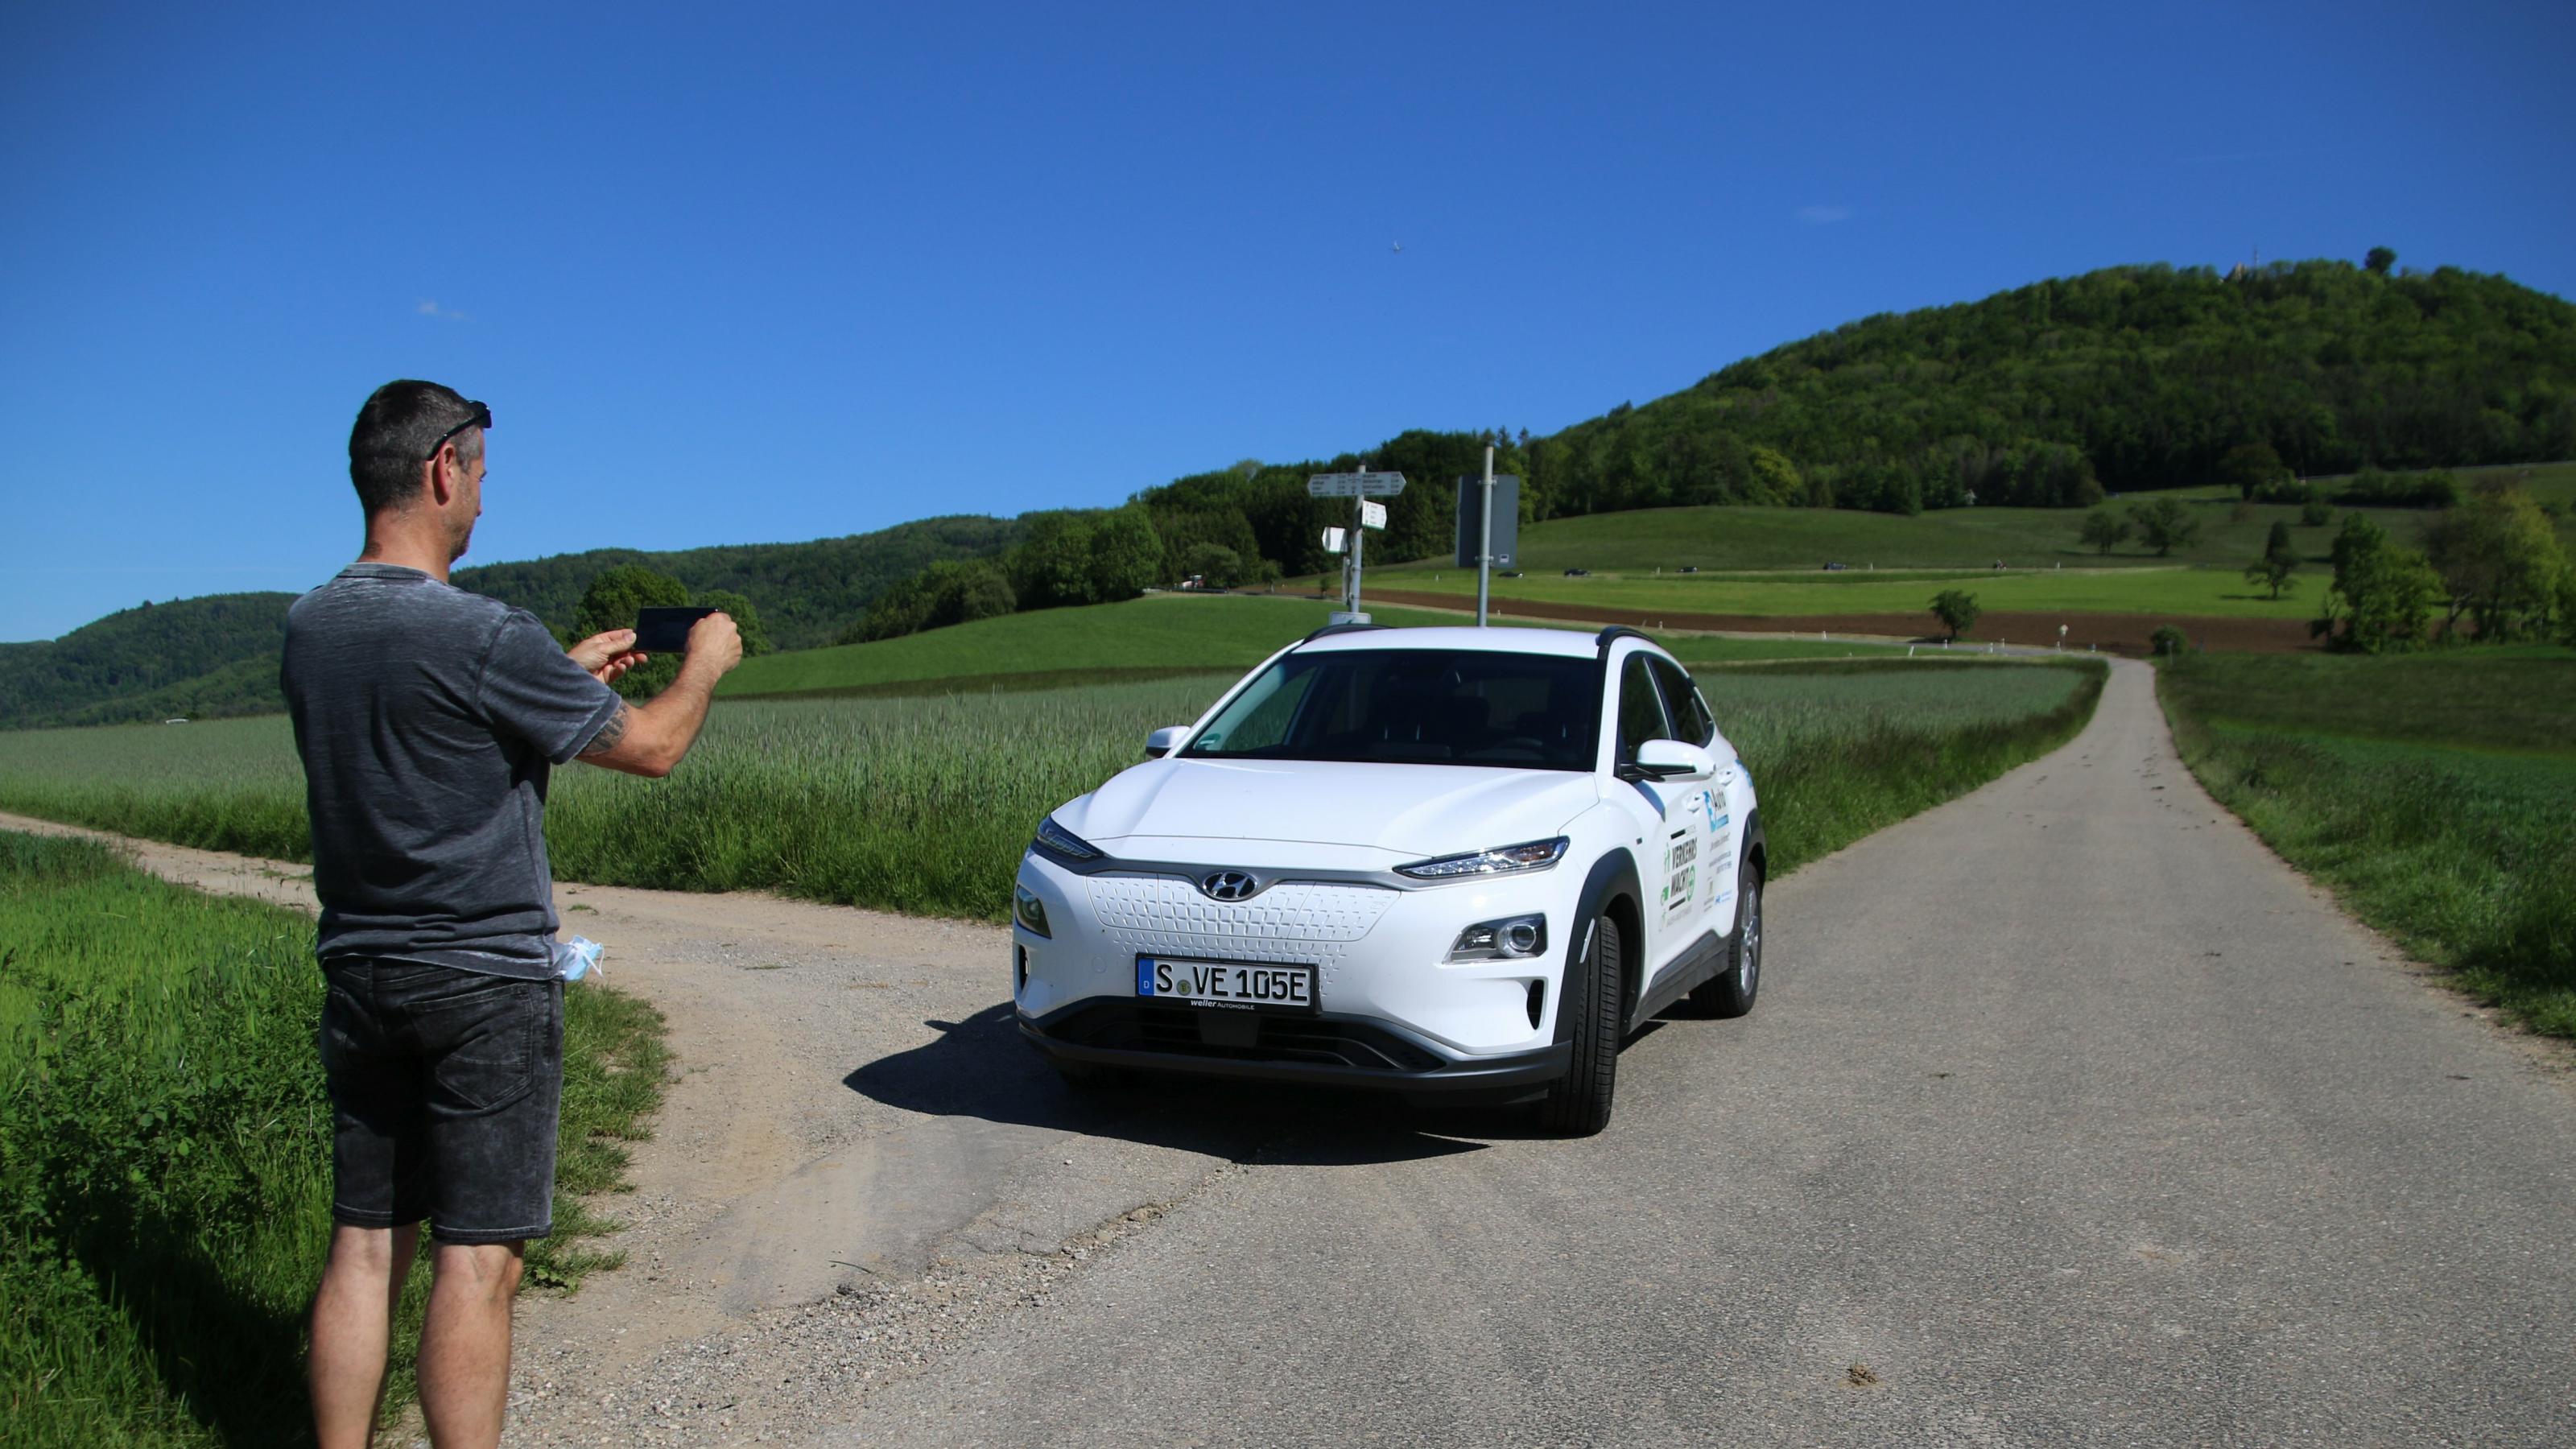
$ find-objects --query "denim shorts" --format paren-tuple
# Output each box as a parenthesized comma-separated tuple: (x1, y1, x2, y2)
(319, 959, 563, 1245)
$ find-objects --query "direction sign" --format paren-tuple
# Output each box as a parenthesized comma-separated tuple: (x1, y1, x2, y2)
(1359, 500, 1388, 530)
(1307, 471, 1409, 497)
(1320, 526, 1347, 555)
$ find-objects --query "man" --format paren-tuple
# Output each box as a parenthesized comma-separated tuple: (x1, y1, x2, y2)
(287, 381, 741, 1448)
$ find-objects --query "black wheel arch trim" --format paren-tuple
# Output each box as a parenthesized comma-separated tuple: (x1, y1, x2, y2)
(1554, 846, 1642, 1046)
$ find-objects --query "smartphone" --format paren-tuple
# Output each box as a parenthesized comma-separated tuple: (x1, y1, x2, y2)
(633, 606, 718, 654)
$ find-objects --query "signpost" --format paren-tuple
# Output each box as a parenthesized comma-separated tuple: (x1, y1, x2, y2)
(1454, 449, 1521, 626)
(1307, 469, 1406, 622)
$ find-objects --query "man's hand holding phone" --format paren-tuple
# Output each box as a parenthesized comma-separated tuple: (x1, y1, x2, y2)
(683, 612, 743, 676)
(567, 628, 648, 686)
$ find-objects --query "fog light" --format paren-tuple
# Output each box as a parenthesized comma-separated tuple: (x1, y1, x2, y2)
(1525, 979, 1546, 1028)
(1013, 884, 1051, 938)
(1447, 914, 1547, 963)
(1015, 943, 1029, 989)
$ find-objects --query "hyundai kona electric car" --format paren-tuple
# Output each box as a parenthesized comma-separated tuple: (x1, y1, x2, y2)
(1010, 624, 1765, 1134)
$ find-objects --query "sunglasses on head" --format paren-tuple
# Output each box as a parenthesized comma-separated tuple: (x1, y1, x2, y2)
(425, 401, 493, 461)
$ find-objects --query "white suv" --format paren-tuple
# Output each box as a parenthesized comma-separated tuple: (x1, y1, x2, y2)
(1009, 624, 1765, 1134)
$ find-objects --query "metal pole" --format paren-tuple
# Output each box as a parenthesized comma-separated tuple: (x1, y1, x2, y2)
(1476, 446, 1494, 626)
(1348, 488, 1364, 614)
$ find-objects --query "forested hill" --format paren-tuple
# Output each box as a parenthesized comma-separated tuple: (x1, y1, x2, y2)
(1530, 258, 2576, 518)
(450, 514, 1022, 650)
(1124, 258, 2576, 576)
(3, 515, 1024, 729)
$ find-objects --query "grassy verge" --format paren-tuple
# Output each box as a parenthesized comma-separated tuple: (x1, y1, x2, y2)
(2157, 648, 2576, 1037)
(0, 832, 668, 1447)
(0, 663, 2103, 922)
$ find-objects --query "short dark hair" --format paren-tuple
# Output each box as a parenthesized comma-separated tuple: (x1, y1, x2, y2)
(348, 380, 483, 515)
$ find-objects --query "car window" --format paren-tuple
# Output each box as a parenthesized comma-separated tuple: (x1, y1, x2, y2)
(1615, 653, 1670, 764)
(1199, 664, 1316, 753)
(1185, 649, 1601, 770)
(1648, 657, 1715, 747)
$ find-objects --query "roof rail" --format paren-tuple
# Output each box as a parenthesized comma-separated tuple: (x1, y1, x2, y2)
(1302, 621, 1389, 644)
(1596, 625, 1653, 654)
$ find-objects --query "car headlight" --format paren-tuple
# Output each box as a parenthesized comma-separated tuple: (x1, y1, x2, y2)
(1395, 836, 1568, 880)
(1447, 914, 1547, 962)
(1013, 884, 1052, 938)
(1033, 815, 1102, 863)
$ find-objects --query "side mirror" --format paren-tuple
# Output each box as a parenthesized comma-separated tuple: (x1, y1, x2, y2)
(1625, 738, 1715, 782)
(1145, 725, 1190, 760)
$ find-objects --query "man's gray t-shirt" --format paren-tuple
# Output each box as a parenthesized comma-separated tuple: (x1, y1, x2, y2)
(283, 563, 623, 979)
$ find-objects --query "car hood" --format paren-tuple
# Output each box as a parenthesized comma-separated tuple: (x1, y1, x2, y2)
(1063, 758, 1600, 860)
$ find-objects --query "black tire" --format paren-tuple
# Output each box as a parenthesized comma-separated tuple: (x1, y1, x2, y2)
(1690, 857, 1763, 1019)
(1539, 912, 1624, 1136)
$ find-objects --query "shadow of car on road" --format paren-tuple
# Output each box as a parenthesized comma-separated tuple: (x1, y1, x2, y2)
(842, 1001, 1572, 1166)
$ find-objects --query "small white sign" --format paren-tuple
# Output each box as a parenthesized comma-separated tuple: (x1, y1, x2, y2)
(1321, 526, 1347, 555)
(1359, 500, 1388, 530)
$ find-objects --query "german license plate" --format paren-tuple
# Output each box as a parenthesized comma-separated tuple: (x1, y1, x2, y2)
(1135, 956, 1317, 1013)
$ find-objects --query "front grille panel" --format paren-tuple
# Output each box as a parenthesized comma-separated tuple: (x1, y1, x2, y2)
(1047, 1001, 1447, 1073)
(1085, 875, 1397, 967)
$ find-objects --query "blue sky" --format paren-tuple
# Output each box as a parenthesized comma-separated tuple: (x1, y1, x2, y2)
(3, 0, 2570, 642)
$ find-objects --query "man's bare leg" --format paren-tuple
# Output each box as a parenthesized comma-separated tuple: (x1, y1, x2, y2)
(417, 1240, 526, 1449)
(311, 1221, 422, 1448)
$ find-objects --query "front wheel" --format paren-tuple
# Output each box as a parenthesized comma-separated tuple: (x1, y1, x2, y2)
(1538, 913, 1624, 1137)
(1689, 858, 1762, 1018)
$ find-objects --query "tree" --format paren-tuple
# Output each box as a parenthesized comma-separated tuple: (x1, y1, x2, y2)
(694, 588, 771, 656)
(2128, 497, 2202, 557)
(1008, 514, 1099, 609)
(2078, 507, 2132, 554)
(2316, 513, 2441, 652)
(571, 564, 690, 697)
(844, 559, 1016, 643)
(2215, 440, 2291, 501)
(2149, 625, 2190, 658)
(1086, 505, 1166, 603)
(1181, 543, 1245, 588)
(2419, 485, 2570, 641)
(2243, 521, 2299, 600)
(2365, 246, 2396, 276)
(1930, 589, 1981, 642)
(2300, 500, 2334, 527)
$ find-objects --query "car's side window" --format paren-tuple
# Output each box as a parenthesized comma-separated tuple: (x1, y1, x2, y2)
(1649, 658, 1715, 747)
(1615, 654, 1670, 764)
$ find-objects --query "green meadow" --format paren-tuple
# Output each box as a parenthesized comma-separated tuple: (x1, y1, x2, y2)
(719, 592, 1904, 700)
(1, 659, 2098, 920)
(1371, 561, 2311, 621)
(2159, 646, 2576, 1038)
(0, 832, 668, 1447)
(1371, 495, 2500, 577)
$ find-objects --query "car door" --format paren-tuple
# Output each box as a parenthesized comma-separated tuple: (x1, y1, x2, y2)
(1649, 655, 1740, 942)
(1604, 647, 1700, 985)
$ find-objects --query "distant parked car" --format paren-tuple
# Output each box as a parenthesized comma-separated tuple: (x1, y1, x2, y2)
(1501, 570, 1525, 578)
(1678, 565, 1699, 574)
(1821, 563, 1847, 572)
(163, 717, 190, 724)
(1563, 568, 1591, 577)
(1009, 624, 1769, 1135)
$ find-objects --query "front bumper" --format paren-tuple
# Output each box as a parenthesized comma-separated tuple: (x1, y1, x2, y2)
(1019, 998, 1571, 1098)
(1012, 845, 1583, 1085)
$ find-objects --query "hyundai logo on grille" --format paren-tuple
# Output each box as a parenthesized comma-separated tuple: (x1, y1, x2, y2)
(1199, 871, 1259, 902)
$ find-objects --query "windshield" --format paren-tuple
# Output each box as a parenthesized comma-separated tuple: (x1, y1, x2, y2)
(1183, 648, 1600, 770)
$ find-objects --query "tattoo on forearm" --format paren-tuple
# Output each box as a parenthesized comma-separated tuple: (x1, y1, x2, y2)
(580, 704, 633, 758)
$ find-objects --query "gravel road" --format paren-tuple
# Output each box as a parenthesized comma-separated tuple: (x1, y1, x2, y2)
(13, 656, 2570, 1446)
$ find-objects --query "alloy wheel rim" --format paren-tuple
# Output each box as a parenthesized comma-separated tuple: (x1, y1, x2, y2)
(1742, 884, 1761, 990)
